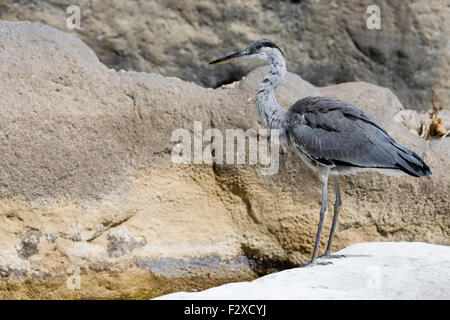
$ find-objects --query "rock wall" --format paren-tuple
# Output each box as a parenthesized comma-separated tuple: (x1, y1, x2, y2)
(0, 21, 448, 299)
(0, 0, 448, 111)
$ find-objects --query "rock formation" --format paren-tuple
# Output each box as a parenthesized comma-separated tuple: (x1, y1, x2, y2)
(1, 0, 448, 110)
(0, 21, 448, 299)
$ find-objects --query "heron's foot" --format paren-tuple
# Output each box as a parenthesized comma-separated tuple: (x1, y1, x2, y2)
(301, 260, 333, 268)
(318, 253, 346, 260)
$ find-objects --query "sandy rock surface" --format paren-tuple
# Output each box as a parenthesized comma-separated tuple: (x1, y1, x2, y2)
(0, 21, 448, 299)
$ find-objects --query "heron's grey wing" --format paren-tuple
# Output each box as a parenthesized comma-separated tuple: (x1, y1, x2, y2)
(287, 97, 431, 176)
(288, 96, 387, 134)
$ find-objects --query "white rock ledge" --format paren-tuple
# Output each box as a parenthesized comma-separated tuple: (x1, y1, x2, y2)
(156, 242, 450, 300)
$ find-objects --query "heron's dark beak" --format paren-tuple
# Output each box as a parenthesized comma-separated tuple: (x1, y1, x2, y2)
(209, 50, 248, 65)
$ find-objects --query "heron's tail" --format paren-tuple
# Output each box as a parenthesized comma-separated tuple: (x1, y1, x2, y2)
(393, 143, 432, 177)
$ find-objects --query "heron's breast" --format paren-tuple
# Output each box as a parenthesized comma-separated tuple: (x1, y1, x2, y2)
(287, 138, 322, 171)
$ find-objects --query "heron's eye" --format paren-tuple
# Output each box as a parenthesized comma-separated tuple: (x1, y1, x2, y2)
(250, 48, 256, 53)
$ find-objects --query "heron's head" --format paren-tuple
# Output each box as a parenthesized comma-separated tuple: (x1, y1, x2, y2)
(209, 39, 285, 66)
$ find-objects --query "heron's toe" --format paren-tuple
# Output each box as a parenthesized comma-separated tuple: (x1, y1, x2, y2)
(318, 253, 346, 260)
(301, 260, 333, 268)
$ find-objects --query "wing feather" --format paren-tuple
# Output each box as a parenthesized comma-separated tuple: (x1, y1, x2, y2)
(286, 97, 431, 176)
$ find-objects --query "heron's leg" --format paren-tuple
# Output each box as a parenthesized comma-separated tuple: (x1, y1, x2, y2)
(319, 177, 345, 259)
(302, 167, 332, 267)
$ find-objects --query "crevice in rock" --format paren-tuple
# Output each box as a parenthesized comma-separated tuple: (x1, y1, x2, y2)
(211, 67, 247, 89)
(344, 27, 386, 65)
(86, 212, 135, 243)
(126, 91, 143, 121)
(241, 244, 295, 276)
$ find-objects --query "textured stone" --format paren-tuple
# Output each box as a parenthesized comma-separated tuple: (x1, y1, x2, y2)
(0, 0, 448, 111)
(0, 21, 448, 299)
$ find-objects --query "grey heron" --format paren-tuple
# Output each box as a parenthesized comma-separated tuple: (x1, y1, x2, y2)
(209, 39, 432, 267)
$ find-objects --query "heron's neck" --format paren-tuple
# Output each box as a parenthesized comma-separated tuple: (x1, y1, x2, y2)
(256, 54, 287, 129)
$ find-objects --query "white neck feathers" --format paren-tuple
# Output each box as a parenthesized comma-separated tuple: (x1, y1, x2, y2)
(256, 50, 287, 129)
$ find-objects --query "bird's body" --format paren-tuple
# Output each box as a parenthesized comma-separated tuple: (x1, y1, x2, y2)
(286, 96, 431, 177)
(209, 39, 431, 266)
